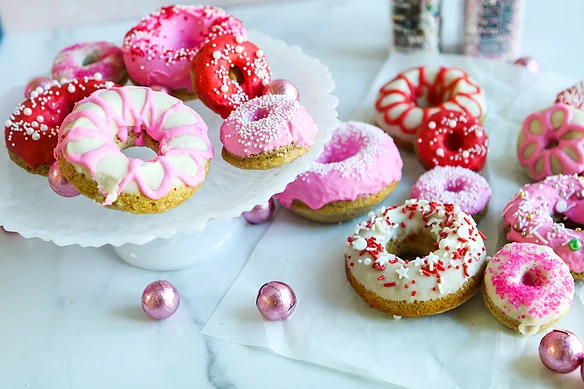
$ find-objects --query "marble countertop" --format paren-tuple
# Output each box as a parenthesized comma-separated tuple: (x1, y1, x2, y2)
(1, 0, 584, 387)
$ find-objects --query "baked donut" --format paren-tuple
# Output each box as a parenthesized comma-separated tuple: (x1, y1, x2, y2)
(5, 76, 115, 176)
(51, 42, 127, 84)
(502, 174, 584, 279)
(556, 81, 584, 110)
(517, 103, 584, 180)
(345, 199, 488, 317)
(411, 166, 491, 223)
(375, 66, 486, 148)
(276, 121, 402, 223)
(483, 242, 574, 336)
(192, 34, 271, 118)
(55, 86, 214, 214)
(415, 110, 488, 171)
(122, 5, 246, 100)
(220, 94, 317, 170)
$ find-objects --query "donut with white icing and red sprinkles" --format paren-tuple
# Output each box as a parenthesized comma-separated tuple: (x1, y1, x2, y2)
(192, 34, 271, 118)
(411, 166, 492, 223)
(483, 242, 573, 336)
(415, 110, 488, 171)
(345, 199, 488, 317)
(5, 76, 116, 176)
(556, 81, 584, 110)
(122, 5, 246, 98)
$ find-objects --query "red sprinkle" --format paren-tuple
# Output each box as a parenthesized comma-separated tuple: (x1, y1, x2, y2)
(412, 291, 417, 297)
(377, 275, 385, 281)
(350, 263, 354, 267)
(383, 282, 397, 287)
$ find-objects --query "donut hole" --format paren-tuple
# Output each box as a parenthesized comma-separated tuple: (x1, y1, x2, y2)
(444, 133, 464, 151)
(122, 146, 157, 161)
(544, 134, 560, 150)
(317, 136, 360, 164)
(445, 179, 466, 193)
(251, 108, 271, 122)
(552, 213, 583, 230)
(118, 131, 159, 162)
(82, 52, 99, 67)
(520, 269, 545, 288)
(386, 231, 436, 262)
(229, 66, 245, 85)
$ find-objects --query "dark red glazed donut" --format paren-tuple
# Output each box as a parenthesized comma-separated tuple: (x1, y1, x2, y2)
(415, 110, 489, 171)
(191, 34, 271, 118)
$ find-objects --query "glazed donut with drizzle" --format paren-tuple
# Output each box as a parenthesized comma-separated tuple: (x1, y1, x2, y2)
(502, 174, 584, 279)
(375, 66, 486, 148)
(345, 199, 488, 318)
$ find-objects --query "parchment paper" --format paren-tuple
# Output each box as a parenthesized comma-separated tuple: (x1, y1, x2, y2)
(202, 53, 584, 388)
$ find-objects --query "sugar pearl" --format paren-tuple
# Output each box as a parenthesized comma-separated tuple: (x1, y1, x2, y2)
(23, 108, 32, 116)
(213, 50, 222, 59)
(256, 50, 264, 58)
(67, 84, 76, 93)
(32, 132, 40, 141)
(436, 148, 445, 157)
(93, 72, 103, 81)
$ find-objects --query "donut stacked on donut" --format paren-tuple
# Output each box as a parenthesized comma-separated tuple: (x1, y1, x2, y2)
(502, 174, 584, 279)
(277, 121, 402, 223)
(55, 86, 214, 213)
(483, 242, 574, 336)
(52, 42, 127, 84)
(517, 103, 584, 180)
(375, 66, 487, 148)
(192, 34, 271, 118)
(122, 5, 246, 99)
(5, 76, 116, 176)
(556, 81, 584, 110)
(220, 94, 317, 170)
(345, 199, 488, 317)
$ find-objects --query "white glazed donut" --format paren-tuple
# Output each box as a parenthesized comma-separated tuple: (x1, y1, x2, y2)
(345, 199, 488, 317)
(375, 66, 487, 147)
(55, 86, 215, 213)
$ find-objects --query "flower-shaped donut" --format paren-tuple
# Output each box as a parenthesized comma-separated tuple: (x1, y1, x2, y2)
(517, 103, 584, 181)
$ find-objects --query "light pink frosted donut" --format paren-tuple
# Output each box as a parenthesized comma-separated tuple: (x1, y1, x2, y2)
(277, 121, 402, 210)
(122, 5, 246, 96)
(411, 166, 491, 220)
(51, 42, 126, 84)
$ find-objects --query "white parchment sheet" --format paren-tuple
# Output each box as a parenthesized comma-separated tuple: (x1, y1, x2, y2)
(202, 53, 584, 388)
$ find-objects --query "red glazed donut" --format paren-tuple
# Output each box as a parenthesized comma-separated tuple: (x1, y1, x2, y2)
(192, 34, 271, 118)
(415, 110, 489, 171)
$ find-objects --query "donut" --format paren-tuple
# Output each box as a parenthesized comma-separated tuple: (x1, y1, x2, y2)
(556, 81, 584, 110)
(374, 66, 486, 148)
(345, 199, 488, 317)
(192, 34, 271, 118)
(54, 86, 214, 214)
(219, 94, 317, 170)
(502, 174, 584, 279)
(4, 76, 116, 176)
(411, 166, 491, 223)
(517, 103, 584, 180)
(276, 121, 402, 223)
(51, 42, 127, 84)
(483, 242, 574, 336)
(415, 110, 488, 171)
(122, 5, 246, 99)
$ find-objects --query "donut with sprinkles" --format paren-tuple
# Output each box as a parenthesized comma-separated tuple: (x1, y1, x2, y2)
(345, 199, 488, 318)
(192, 34, 271, 118)
(415, 110, 488, 171)
(556, 81, 584, 110)
(4, 76, 116, 176)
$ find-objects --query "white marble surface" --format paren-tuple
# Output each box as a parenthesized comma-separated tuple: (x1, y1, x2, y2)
(1, 0, 584, 387)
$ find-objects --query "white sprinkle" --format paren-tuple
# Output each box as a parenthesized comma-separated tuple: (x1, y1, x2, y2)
(393, 315, 402, 320)
(30, 91, 38, 98)
(235, 45, 244, 54)
(556, 200, 568, 213)
(213, 50, 222, 59)
(449, 119, 457, 128)
(105, 81, 114, 88)
(23, 108, 32, 116)
(352, 237, 367, 251)
(428, 121, 436, 129)
(26, 128, 34, 135)
(31, 121, 38, 128)
(36, 115, 44, 123)
(262, 79, 270, 86)
(220, 84, 229, 93)
(438, 284, 444, 294)
(93, 72, 103, 81)
(462, 150, 470, 159)
(40, 124, 48, 132)
(4, 120, 12, 127)
(436, 148, 445, 157)
(67, 84, 76, 93)
(32, 132, 40, 141)
(363, 258, 372, 266)
(60, 77, 68, 84)
(256, 50, 264, 58)
(35, 86, 44, 93)
(235, 36, 245, 44)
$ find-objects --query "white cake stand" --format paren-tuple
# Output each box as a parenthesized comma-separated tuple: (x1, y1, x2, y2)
(0, 32, 339, 270)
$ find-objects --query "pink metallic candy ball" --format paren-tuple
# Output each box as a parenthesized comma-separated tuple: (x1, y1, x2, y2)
(262, 79, 300, 101)
(256, 281, 297, 321)
(141, 280, 180, 320)
(514, 57, 540, 72)
(242, 198, 275, 224)
(150, 85, 170, 94)
(48, 162, 80, 198)
(24, 77, 52, 98)
(539, 330, 584, 374)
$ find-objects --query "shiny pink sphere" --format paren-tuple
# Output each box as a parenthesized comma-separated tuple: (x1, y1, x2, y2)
(141, 280, 180, 320)
(48, 162, 80, 198)
(150, 85, 170, 94)
(514, 57, 540, 72)
(262, 79, 300, 101)
(256, 281, 297, 321)
(242, 198, 275, 224)
(539, 330, 584, 374)
(24, 77, 52, 98)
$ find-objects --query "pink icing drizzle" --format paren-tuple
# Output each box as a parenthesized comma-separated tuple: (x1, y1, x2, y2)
(517, 103, 584, 180)
(55, 86, 214, 204)
(502, 174, 584, 272)
(276, 121, 402, 210)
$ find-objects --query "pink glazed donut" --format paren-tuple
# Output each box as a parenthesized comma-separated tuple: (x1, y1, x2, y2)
(502, 174, 584, 279)
(411, 166, 492, 223)
(517, 103, 584, 180)
(220, 94, 318, 170)
(276, 121, 403, 223)
(122, 5, 246, 99)
(51, 42, 127, 84)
